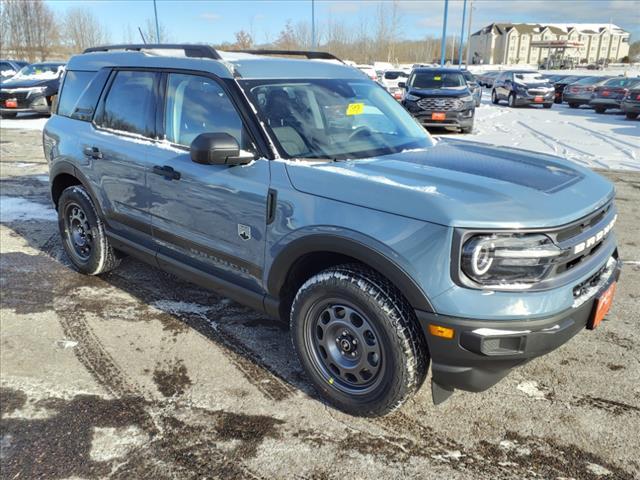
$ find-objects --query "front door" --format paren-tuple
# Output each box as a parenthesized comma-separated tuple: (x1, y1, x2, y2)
(148, 72, 270, 291)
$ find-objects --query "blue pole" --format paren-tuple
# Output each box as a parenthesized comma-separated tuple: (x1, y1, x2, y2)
(153, 0, 160, 43)
(440, 0, 449, 66)
(458, 0, 467, 67)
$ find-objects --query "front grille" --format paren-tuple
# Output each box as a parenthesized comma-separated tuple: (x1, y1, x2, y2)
(527, 89, 548, 95)
(417, 97, 463, 111)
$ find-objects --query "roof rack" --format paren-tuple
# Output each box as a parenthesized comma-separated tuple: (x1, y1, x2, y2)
(235, 49, 344, 63)
(83, 44, 222, 60)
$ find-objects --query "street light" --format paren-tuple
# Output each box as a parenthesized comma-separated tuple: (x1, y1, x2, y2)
(440, 0, 449, 66)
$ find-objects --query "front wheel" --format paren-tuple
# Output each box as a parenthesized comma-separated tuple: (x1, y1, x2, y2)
(626, 112, 638, 120)
(461, 125, 473, 133)
(594, 107, 606, 114)
(491, 90, 499, 104)
(508, 93, 517, 108)
(58, 185, 121, 275)
(543, 103, 553, 109)
(568, 103, 579, 109)
(290, 264, 429, 416)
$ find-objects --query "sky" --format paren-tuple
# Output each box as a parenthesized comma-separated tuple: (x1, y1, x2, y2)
(46, 0, 640, 45)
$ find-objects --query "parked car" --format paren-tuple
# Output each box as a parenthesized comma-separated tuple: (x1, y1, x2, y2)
(401, 68, 475, 133)
(461, 69, 482, 106)
(355, 64, 378, 82)
(0, 59, 29, 81)
(491, 71, 555, 108)
(551, 75, 584, 104)
(589, 77, 640, 113)
(620, 87, 640, 119)
(45, 44, 620, 416)
(0, 62, 65, 118)
(476, 70, 500, 87)
(380, 69, 410, 100)
(562, 76, 611, 108)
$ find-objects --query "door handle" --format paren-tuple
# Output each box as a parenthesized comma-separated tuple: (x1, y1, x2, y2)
(83, 146, 103, 159)
(152, 165, 181, 180)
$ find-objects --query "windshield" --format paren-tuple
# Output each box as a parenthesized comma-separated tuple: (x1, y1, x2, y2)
(241, 79, 433, 160)
(411, 71, 465, 89)
(461, 71, 475, 82)
(603, 77, 638, 87)
(514, 72, 547, 83)
(574, 76, 607, 85)
(384, 71, 408, 80)
(14, 63, 64, 80)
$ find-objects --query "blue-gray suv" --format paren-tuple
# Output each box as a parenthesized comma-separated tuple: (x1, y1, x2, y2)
(44, 45, 621, 416)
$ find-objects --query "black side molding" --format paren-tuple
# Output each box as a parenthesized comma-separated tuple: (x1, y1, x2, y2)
(266, 189, 277, 225)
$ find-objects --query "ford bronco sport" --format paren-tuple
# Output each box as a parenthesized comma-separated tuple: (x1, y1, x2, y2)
(44, 45, 621, 416)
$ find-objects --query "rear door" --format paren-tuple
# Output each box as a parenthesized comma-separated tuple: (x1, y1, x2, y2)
(89, 69, 160, 249)
(147, 72, 270, 291)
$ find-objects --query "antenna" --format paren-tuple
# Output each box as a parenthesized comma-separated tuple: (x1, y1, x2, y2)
(138, 27, 147, 44)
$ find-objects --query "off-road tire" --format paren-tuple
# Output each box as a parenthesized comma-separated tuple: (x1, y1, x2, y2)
(626, 112, 638, 120)
(290, 264, 429, 416)
(0, 112, 17, 119)
(491, 90, 499, 104)
(58, 185, 120, 275)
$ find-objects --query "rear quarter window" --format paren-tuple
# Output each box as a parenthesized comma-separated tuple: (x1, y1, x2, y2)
(57, 70, 108, 120)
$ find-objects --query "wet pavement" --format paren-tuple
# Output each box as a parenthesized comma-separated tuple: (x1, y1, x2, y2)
(1, 127, 639, 479)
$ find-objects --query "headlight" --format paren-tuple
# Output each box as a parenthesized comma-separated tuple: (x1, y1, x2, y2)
(460, 95, 474, 102)
(28, 86, 47, 95)
(514, 84, 528, 94)
(404, 93, 420, 101)
(460, 233, 563, 289)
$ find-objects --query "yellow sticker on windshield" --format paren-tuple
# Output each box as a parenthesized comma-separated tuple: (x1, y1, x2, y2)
(346, 102, 364, 116)
(434, 75, 442, 80)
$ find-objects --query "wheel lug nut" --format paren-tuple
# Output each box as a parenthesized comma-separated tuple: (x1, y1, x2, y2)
(352, 339, 357, 345)
(351, 352, 356, 357)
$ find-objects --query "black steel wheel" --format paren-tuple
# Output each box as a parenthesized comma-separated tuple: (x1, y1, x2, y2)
(58, 185, 120, 275)
(291, 264, 429, 416)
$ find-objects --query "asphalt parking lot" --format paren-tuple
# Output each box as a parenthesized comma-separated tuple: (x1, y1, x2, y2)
(1, 127, 639, 479)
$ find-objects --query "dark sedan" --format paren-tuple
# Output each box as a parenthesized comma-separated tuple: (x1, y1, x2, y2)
(621, 88, 640, 119)
(491, 70, 555, 108)
(562, 76, 610, 108)
(0, 62, 65, 118)
(476, 70, 500, 87)
(461, 69, 482, 107)
(589, 77, 640, 113)
(551, 75, 584, 104)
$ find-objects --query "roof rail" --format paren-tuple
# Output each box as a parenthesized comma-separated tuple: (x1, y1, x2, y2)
(83, 44, 221, 60)
(235, 49, 344, 63)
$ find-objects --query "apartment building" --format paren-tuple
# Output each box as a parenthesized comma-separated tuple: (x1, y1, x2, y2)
(468, 23, 631, 65)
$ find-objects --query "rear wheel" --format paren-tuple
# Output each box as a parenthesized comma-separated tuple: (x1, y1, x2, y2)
(568, 103, 579, 109)
(594, 107, 606, 114)
(491, 90, 499, 104)
(626, 112, 638, 120)
(290, 264, 429, 416)
(58, 185, 120, 275)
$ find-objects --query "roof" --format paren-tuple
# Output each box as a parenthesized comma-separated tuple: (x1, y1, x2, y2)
(412, 67, 466, 74)
(68, 48, 362, 80)
(472, 22, 628, 37)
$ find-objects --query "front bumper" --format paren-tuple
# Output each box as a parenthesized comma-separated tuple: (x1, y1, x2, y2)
(515, 92, 554, 106)
(406, 108, 475, 129)
(416, 256, 622, 403)
(0, 91, 51, 114)
(562, 93, 592, 104)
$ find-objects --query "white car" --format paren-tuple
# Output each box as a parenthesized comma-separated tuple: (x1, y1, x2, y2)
(380, 69, 410, 100)
(355, 64, 378, 82)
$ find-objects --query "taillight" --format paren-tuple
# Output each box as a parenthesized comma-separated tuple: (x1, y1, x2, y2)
(585, 86, 594, 92)
(636, 94, 640, 100)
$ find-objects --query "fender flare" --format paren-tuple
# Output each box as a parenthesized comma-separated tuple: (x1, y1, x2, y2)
(49, 161, 106, 217)
(267, 233, 434, 312)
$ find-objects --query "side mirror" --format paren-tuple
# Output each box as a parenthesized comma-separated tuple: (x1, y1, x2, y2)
(190, 132, 255, 166)
(398, 81, 406, 89)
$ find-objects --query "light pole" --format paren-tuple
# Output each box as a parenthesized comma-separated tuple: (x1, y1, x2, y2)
(311, 0, 316, 50)
(153, 0, 160, 43)
(457, 0, 467, 67)
(465, 0, 474, 66)
(440, 0, 449, 66)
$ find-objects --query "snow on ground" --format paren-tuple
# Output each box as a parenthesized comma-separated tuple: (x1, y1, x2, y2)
(0, 112, 49, 130)
(0, 196, 57, 223)
(436, 92, 640, 171)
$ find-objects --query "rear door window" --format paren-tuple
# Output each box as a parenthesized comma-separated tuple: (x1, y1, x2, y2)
(96, 70, 158, 138)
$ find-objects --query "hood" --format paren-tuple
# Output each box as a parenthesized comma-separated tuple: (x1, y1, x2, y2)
(408, 87, 469, 98)
(515, 80, 553, 89)
(284, 139, 614, 229)
(0, 76, 58, 89)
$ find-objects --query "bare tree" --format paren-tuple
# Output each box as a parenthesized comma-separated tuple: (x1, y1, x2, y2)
(0, 0, 59, 61)
(64, 7, 109, 53)
(143, 18, 170, 43)
(274, 20, 297, 50)
(233, 30, 253, 49)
